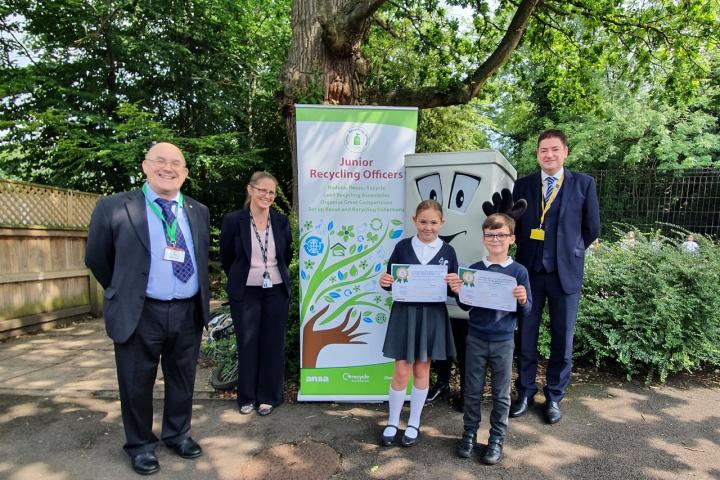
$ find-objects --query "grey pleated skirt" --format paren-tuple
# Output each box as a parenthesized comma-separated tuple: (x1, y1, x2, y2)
(382, 303, 456, 363)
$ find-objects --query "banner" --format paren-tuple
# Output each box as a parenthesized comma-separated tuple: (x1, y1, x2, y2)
(296, 105, 418, 401)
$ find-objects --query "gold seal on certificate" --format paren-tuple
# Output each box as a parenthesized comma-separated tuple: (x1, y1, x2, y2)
(391, 264, 448, 303)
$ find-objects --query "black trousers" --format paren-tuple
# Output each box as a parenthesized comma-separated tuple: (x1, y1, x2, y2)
(431, 316, 468, 391)
(113, 298, 202, 457)
(463, 336, 514, 443)
(231, 285, 290, 407)
(515, 270, 580, 402)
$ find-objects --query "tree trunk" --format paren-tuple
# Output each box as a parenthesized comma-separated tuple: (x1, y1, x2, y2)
(280, 0, 374, 210)
(280, 0, 540, 208)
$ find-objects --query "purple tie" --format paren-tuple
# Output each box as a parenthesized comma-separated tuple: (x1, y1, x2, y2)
(154, 198, 195, 282)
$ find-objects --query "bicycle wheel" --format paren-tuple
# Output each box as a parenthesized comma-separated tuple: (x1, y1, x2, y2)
(211, 362, 239, 390)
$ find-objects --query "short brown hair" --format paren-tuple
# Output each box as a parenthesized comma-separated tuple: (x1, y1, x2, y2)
(537, 129, 568, 149)
(415, 199, 443, 219)
(483, 213, 515, 234)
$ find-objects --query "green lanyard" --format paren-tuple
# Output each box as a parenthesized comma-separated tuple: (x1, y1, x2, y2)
(142, 183, 184, 245)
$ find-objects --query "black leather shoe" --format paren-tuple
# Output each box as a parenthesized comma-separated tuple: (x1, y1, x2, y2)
(481, 441, 503, 465)
(400, 425, 420, 447)
(545, 401, 562, 424)
(455, 430, 476, 458)
(425, 382, 450, 404)
(167, 437, 202, 459)
(131, 452, 159, 475)
(509, 395, 534, 418)
(380, 424, 398, 446)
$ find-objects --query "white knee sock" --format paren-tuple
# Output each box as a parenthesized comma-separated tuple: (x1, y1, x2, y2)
(383, 387, 406, 437)
(406, 385, 429, 439)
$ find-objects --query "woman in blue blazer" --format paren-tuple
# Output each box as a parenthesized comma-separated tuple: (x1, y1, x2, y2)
(219, 171, 292, 416)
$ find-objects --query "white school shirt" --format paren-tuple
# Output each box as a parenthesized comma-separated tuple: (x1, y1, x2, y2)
(411, 235, 443, 265)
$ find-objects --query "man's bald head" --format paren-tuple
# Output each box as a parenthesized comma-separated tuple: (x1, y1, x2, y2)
(142, 142, 189, 200)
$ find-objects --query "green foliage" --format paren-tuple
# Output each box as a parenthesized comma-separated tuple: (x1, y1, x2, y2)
(575, 230, 720, 382)
(509, 83, 720, 174)
(366, 1, 501, 97)
(0, 102, 173, 193)
(416, 101, 491, 152)
(491, 2, 720, 172)
(200, 337, 236, 377)
(284, 208, 301, 381)
(0, 0, 292, 207)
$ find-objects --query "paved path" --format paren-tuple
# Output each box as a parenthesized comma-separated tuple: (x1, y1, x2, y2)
(1, 319, 719, 480)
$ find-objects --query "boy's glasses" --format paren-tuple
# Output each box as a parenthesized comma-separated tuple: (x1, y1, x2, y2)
(483, 233, 511, 241)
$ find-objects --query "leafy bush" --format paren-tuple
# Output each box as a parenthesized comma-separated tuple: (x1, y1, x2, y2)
(200, 337, 236, 377)
(574, 230, 720, 382)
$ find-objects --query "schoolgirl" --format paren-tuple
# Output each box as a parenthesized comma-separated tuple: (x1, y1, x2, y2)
(378, 199, 459, 447)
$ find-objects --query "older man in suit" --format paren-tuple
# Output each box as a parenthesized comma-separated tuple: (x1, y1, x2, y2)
(86, 142, 210, 475)
(510, 130, 600, 424)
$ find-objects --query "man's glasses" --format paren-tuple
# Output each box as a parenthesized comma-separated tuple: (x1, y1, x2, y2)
(250, 184, 277, 198)
(483, 233, 511, 241)
(144, 157, 186, 169)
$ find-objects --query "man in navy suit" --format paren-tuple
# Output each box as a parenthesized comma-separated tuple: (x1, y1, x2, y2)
(86, 142, 210, 474)
(510, 130, 600, 424)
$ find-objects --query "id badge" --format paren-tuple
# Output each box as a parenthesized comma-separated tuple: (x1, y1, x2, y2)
(530, 228, 545, 241)
(163, 246, 186, 262)
(262, 272, 273, 289)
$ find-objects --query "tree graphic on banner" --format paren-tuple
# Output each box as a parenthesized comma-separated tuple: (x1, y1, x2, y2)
(300, 216, 402, 368)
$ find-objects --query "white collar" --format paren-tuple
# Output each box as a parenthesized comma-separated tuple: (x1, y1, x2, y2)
(541, 168, 564, 182)
(411, 235, 443, 250)
(482, 255, 513, 268)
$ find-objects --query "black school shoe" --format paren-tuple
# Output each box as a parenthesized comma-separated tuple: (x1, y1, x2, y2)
(380, 425, 399, 446)
(481, 441, 503, 465)
(455, 430, 476, 458)
(401, 425, 420, 447)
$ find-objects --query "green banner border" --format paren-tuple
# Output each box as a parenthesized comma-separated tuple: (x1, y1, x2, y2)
(296, 105, 418, 131)
(300, 362, 411, 396)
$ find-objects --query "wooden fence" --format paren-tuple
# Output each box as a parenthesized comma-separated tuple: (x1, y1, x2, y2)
(0, 179, 101, 339)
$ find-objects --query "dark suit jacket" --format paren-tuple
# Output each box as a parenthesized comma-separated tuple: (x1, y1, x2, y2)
(85, 189, 210, 343)
(219, 208, 292, 302)
(513, 169, 601, 295)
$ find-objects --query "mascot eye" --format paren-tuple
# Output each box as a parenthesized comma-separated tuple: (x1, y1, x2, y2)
(416, 174, 443, 204)
(448, 173, 480, 214)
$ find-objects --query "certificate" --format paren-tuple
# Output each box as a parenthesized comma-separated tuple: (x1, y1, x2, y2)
(458, 267, 517, 312)
(391, 264, 448, 303)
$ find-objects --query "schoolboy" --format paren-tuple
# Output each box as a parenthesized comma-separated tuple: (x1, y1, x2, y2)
(450, 213, 532, 465)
